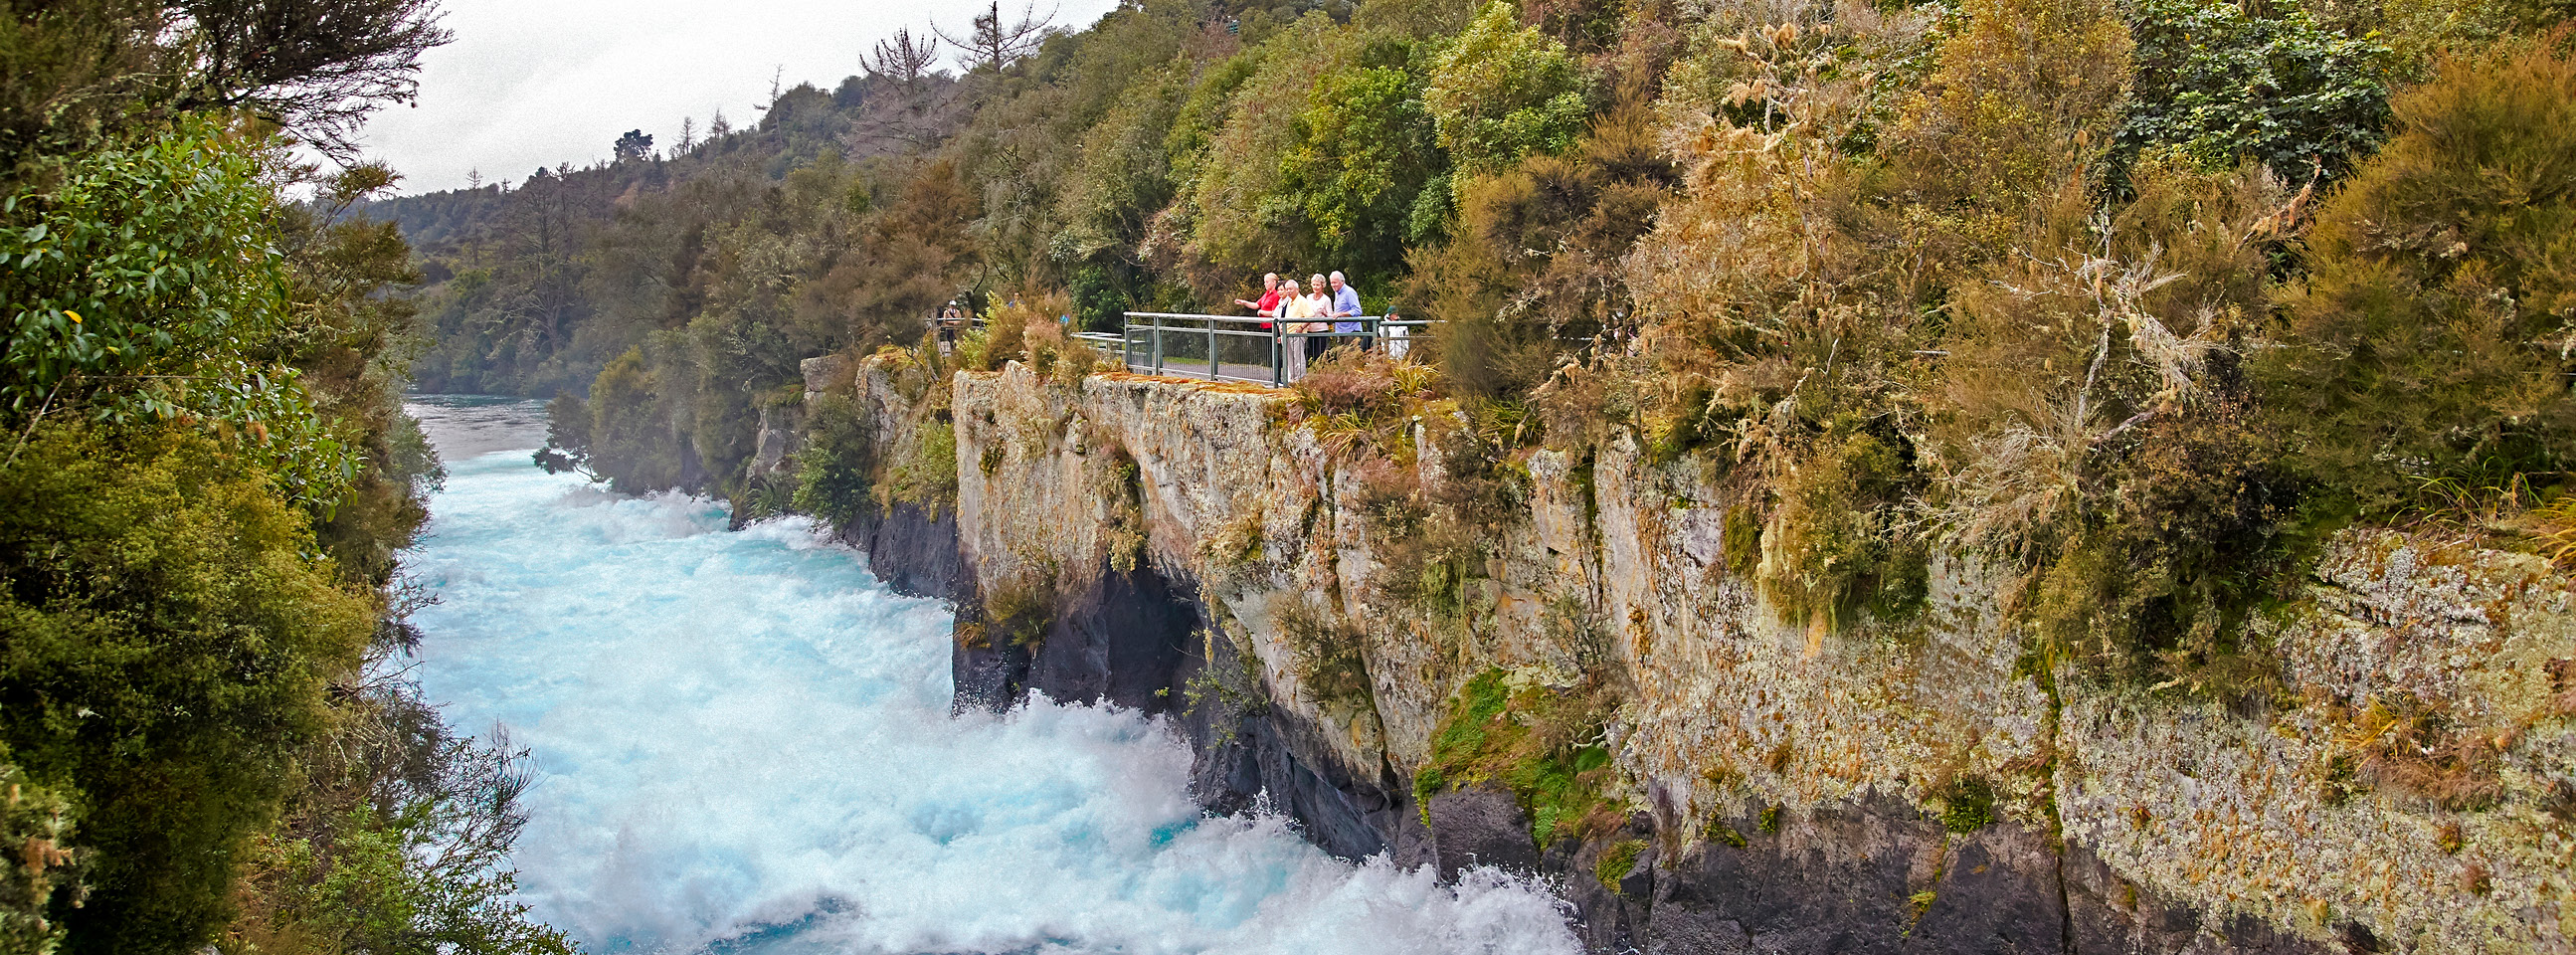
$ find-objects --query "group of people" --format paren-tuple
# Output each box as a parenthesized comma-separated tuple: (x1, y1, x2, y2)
(1233, 271, 1400, 380)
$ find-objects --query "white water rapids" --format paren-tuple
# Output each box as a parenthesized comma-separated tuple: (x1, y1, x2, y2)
(399, 396, 1581, 954)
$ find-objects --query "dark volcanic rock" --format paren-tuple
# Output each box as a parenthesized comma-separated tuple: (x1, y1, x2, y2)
(1244, 714, 1400, 860)
(1609, 795, 2340, 955)
(1164, 614, 1403, 861)
(845, 501, 965, 600)
(1428, 786, 1540, 879)
(1026, 566, 1195, 715)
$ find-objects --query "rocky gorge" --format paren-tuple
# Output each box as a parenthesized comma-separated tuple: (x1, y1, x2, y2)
(763, 349, 2576, 955)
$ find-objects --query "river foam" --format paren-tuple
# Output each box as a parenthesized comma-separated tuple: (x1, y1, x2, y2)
(401, 398, 1580, 955)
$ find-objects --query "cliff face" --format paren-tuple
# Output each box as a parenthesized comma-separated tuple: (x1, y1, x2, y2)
(830, 353, 2575, 955)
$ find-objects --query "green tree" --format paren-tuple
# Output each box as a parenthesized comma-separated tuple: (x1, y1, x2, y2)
(2261, 41, 2576, 514)
(1283, 41, 1445, 268)
(1422, 2, 1588, 179)
(0, 0, 450, 170)
(2118, 0, 2392, 181)
(1892, 0, 2132, 236)
(1173, 15, 1357, 290)
(0, 423, 377, 952)
(233, 679, 574, 955)
(612, 128, 653, 163)
(1416, 102, 1674, 400)
(0, 119, 357, 507)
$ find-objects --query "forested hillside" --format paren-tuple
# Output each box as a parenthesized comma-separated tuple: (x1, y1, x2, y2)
(408, 0, 2573, 619)
(0, 3, 569, 953)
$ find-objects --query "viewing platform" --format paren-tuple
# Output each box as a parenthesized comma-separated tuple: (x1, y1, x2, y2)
(1073, 312, 1430, 387)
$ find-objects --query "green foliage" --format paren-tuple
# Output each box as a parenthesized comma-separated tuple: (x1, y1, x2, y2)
(1053, 62, 1188, 276)
(0, 120, 356, 507)
(1282, 47, 1445, 264)
(2024, 396, 2303, 691)
(880, 418, 959, 513)
(1418, 101, 1675, 401)
(1893, 0, 2131, 230)
(1758, 419, 1926, 628)
(1935, 776, 1997, 834)
(0, 753, 78, 954)
(1721, 506, 1761, 578)
(792, 393, 876, 526)
(231, 679, 572, 955)
(532, 391, 590, 478)
(1704, 819, 1748, 849)
(1422, 2, 1589, 177)
(1173, 15, 1358, 289)
(982, 576, 1056, 650)
(574, 346, 687, 494)
(2260, 42, 2576, 517)
(2309, 0, 2559, 82)
(1418, 669, 1616, 848)
(0, 423, 376, 952)
(281, 162, 444, 587)
(0, 6, 524, 953)
(1593, 838, 1645, 892)
(2119, 0, 2393, 181)
(0, 0, 450, 171)
(1928, 154, 2300, 690)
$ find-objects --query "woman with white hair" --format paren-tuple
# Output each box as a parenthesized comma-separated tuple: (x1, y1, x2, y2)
(1278, 276, 1322, 381)
(1298, 273, 1333, 369)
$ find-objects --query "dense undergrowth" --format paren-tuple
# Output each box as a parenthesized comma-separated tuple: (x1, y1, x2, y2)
(1, 3, 571, 953)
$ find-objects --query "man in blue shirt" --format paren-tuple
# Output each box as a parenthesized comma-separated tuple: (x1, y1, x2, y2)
(1328, 271, 1366, 352)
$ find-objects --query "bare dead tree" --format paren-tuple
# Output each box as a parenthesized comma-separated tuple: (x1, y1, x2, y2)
(932, 0, 1055, 74)
(866, 27, 942, 89)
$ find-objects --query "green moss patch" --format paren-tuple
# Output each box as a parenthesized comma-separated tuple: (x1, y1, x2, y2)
(1415, 668, 1618, 848)
(1595, 839, 1647, 892)
(1936, 776, 1997, 834)
(1705, 820, 1748, 849)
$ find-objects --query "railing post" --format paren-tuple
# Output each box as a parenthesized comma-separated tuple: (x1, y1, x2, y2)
(1272, 320, 1284, 387)
(1206, 318, 1218, 381)
(1152, 316, 1164, 375)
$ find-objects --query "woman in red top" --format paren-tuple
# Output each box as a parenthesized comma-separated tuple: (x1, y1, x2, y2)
(1234, 273, 1282, 326)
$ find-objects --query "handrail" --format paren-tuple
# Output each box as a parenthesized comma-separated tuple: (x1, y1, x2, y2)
(1110, 311, 1431, 386)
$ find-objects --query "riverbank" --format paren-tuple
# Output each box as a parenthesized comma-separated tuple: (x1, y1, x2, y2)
(791, 350, 2576, 955)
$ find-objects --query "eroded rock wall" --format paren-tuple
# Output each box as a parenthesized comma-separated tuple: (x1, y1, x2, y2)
(833, 353, 2576, 955)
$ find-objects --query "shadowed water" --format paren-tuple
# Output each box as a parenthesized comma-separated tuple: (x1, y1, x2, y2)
(398, 396, 1580, 955)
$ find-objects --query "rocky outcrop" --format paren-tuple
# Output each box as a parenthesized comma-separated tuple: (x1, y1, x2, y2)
(840, 500, 964, 600)
(823, 353, 2576, 955)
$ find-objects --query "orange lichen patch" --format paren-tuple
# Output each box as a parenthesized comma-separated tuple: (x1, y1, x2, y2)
(1091, 371, 1289, 396)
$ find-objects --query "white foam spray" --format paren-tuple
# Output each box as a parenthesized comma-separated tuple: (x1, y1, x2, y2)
(401, 400, 1581, 955)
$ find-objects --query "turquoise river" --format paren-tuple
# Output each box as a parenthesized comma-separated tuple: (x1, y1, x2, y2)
(399, 396, 1581, 954)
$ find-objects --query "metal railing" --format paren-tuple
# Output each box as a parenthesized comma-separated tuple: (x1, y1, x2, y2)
(1073, 312, 1432, 387)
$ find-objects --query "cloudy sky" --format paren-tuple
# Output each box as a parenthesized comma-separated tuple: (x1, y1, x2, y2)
(357, 0, 1124, 194)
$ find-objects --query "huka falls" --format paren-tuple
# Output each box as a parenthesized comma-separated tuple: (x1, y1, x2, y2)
(399, 396, 1578, 952)
(2, 1, 2574, 954)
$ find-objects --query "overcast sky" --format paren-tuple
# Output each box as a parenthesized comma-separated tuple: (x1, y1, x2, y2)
(356, 0, 1124, 194)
